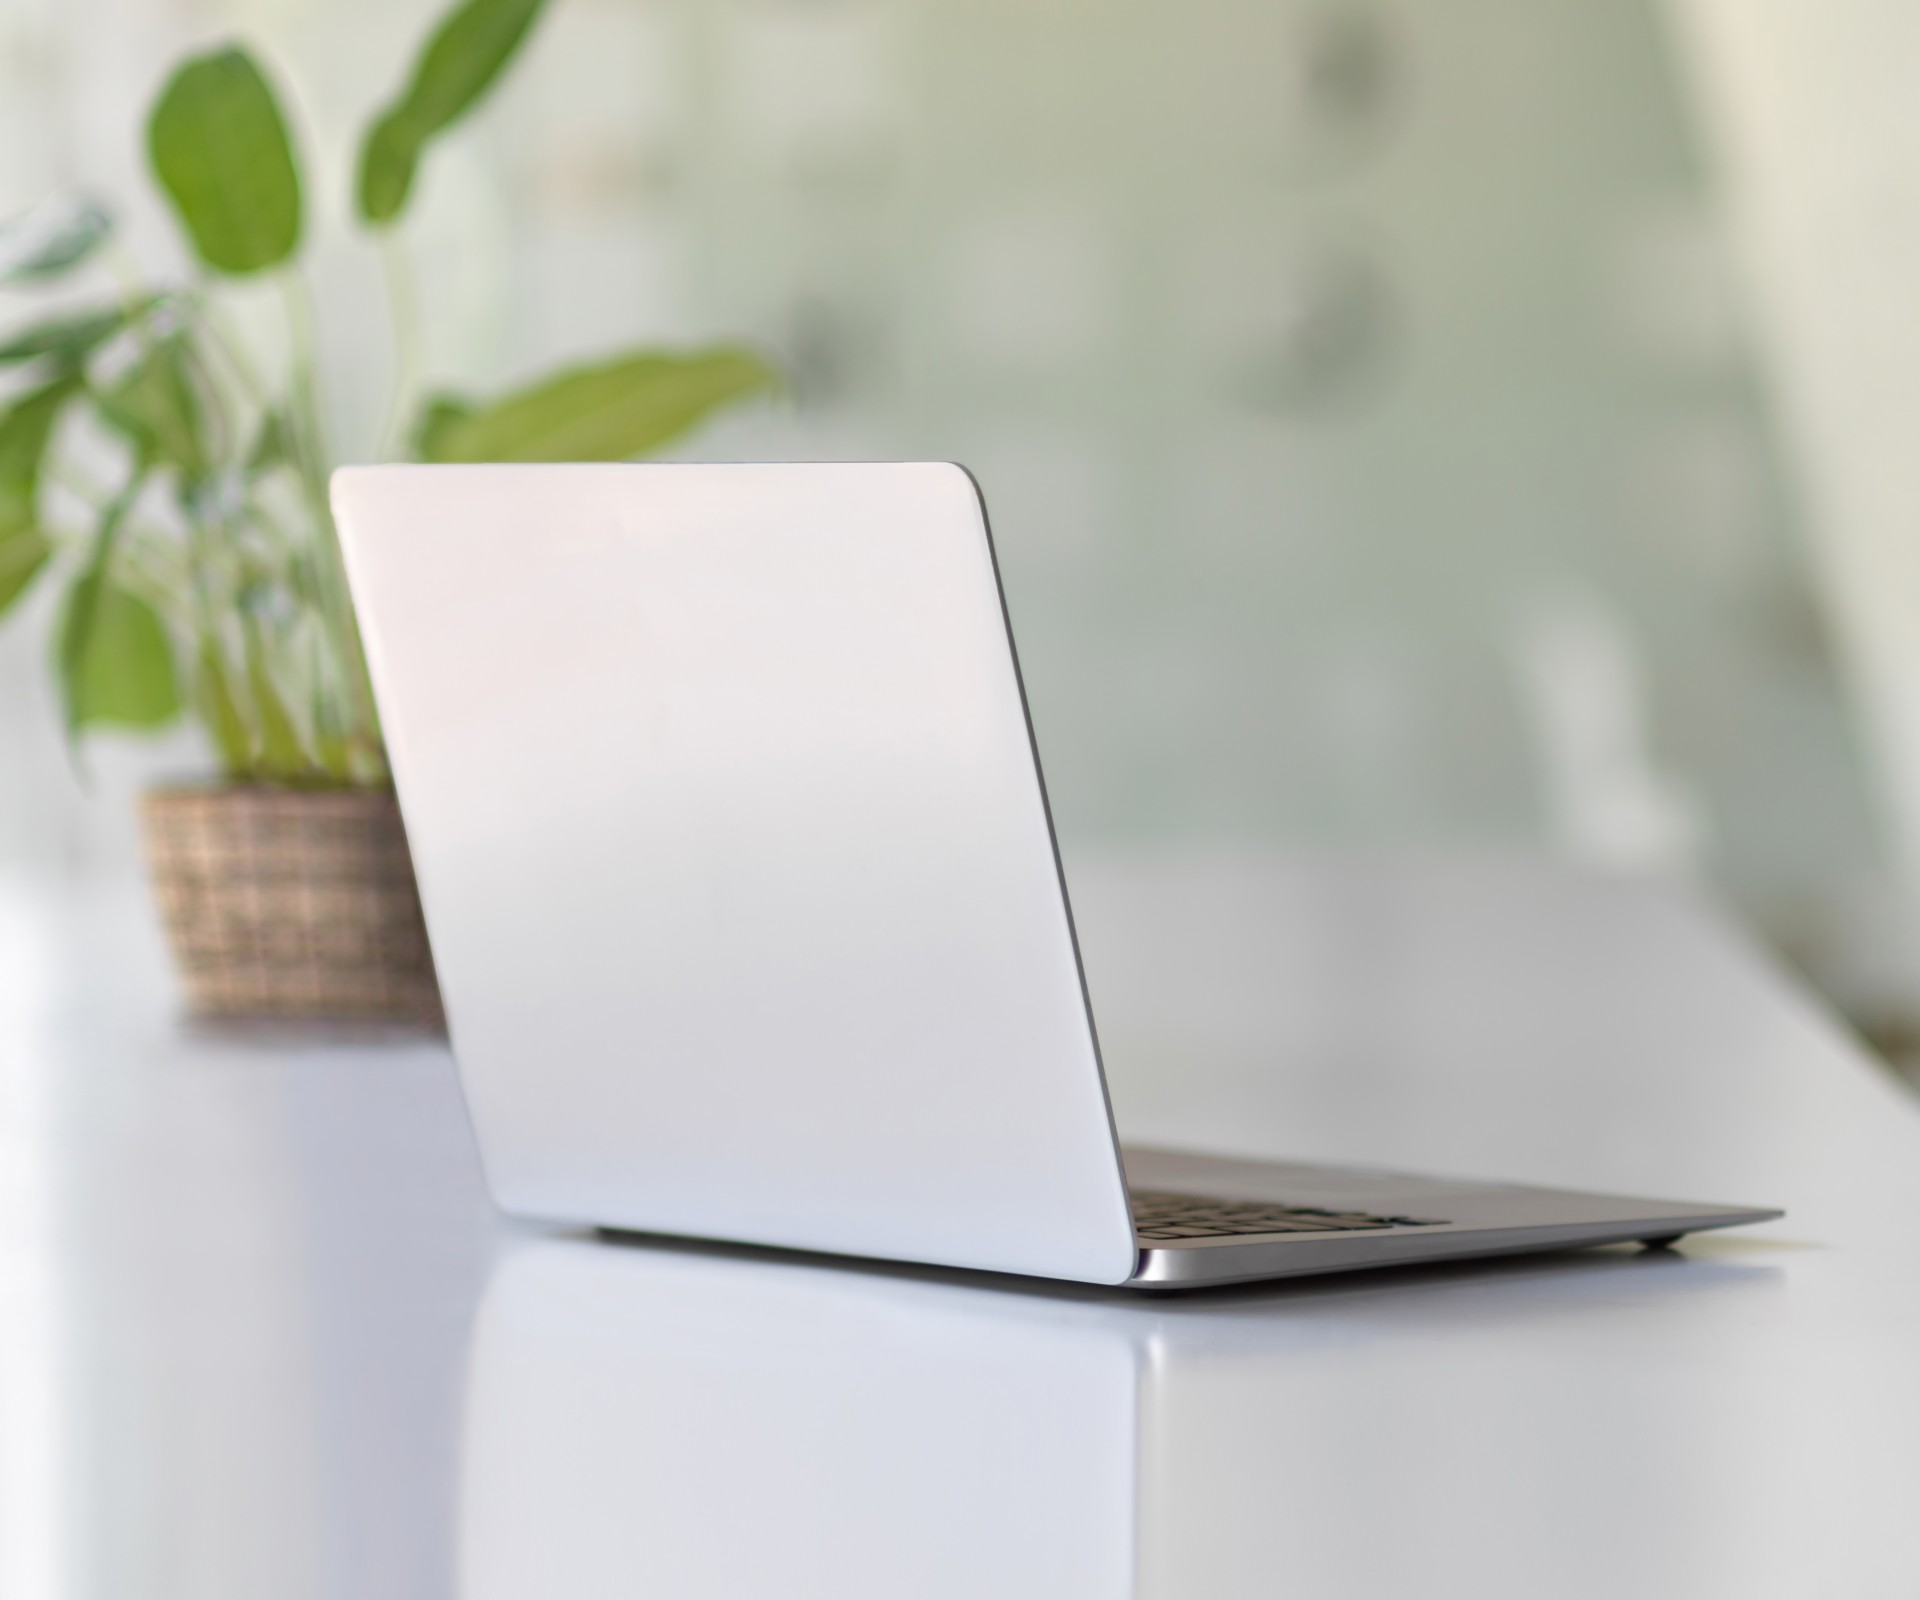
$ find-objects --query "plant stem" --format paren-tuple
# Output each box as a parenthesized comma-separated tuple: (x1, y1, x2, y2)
(279, 270, 332, 469)
(60, 463, 151, 776)
(277, 269, 386, 782)
(43, 452, 195, 601)
(116, 537, 194, 616)
(44, 461, 115, 514)
(195, 295, 271, 414)
(378, 228, 424, 462)
(102, 241, 152, 322)
(36, 486, 184, 606)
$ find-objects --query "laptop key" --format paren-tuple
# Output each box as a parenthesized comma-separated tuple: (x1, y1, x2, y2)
(1132, 1189, 1451, 1241)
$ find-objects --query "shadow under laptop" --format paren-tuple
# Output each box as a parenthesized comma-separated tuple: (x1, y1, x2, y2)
(459, 1234, 1780, 1600)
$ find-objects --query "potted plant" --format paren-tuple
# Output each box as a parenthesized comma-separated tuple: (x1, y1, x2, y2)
(0, 0, 775, 1023)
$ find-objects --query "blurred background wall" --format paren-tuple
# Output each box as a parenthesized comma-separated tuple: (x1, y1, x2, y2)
(2, 0, 1909, 1049)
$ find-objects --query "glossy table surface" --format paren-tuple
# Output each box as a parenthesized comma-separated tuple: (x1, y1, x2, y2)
(4, 853, 1918, 1600)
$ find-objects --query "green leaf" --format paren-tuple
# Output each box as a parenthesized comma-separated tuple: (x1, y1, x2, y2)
(148, 48, 303, 275)
(306, 648, 356, 784)
(0, 374, 83, 617)
(410, 393, 475, 460)
(242, 614, 314, 780)
(56, 467, 180, 737)
(357, 0, 548, 225)
(195, 637, 254, 775)
(97, 336, 208, 481)
(0, 305, 129, 369)
(415, 347, 778, 463)
(246, 408, 292, 476)
(0, 197, 112, 283)
(57, 567, 182, 733)
(0, 525, 48, 615)
(0, 373, 82, 498)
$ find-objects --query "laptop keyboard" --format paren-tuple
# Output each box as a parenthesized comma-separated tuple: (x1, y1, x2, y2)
(1131, 1189, 1449, 1241)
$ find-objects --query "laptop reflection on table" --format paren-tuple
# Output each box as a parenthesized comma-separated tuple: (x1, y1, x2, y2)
(460, 1234, 1772, 1600)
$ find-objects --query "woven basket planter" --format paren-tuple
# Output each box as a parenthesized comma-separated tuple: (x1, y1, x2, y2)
(141, 786, 444, 1026)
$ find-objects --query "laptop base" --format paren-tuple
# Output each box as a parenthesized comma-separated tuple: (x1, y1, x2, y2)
(1120, 1147, 1779, 1290)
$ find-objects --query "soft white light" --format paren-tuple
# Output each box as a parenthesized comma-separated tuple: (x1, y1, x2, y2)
(0, 888, 66, 1600)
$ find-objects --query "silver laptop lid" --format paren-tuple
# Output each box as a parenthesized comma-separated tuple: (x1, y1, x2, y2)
(332, 463, 1138, 1283)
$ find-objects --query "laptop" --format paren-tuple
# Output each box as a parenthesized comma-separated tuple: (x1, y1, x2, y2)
(332, 461, 1779, 1290)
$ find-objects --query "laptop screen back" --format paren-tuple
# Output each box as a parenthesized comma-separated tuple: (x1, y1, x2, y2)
(333, 462, 1137, 1283)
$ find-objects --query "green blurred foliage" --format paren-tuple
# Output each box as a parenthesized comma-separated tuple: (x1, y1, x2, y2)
(0, 3, 775, 786)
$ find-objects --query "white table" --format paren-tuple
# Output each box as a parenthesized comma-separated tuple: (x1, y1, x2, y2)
(3, 854, 1916, 1600)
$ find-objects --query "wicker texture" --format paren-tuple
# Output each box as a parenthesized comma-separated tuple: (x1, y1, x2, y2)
(141, 787, 444, 1025)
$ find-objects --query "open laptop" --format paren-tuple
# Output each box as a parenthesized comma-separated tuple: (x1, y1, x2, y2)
(332, 461, 1779, 1290)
